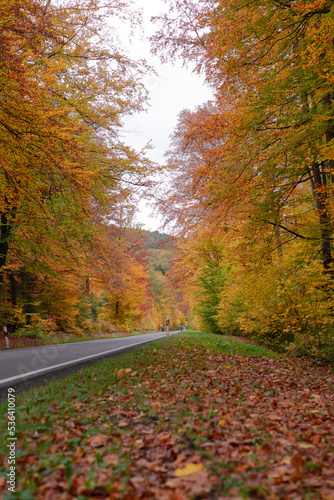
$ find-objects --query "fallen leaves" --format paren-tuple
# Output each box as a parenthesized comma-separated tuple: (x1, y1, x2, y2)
(87, 435, 107, 448)
(117, 368, 130, 378)
(0, 333, 333, 499)
(0, 336, 53, 350)
(103, 454, 119, 466)
(117, 367, 137, 379)
(174, 462, 204, 476)
(298, 442, 315, 449)
(167, 465, 211, 497)
(151, 402, 162, 410)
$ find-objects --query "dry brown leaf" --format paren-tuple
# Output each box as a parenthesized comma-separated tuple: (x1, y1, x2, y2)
(320, 488, 334, 500)
(130, 475, 145, 490)
(280, 456, 292, 465)
(87, 434, 106, 448)
(151, 402, 161, 409)
(103, 454, 118, 466)
(298, 442, 315, 449)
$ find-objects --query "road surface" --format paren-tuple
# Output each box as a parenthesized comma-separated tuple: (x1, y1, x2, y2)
(0, 331, 178, 398)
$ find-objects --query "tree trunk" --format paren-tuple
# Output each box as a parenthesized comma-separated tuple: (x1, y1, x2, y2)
(0, 211, 12, 299)
(85, 276, 90, 295)
(311, 162, 332, 272)
(9, 273, 17, 306)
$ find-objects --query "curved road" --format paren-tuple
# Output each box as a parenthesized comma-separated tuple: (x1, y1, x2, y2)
(0, 331, 178, 398)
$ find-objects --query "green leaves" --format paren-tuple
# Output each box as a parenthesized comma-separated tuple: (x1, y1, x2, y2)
(237, 393, 244, 406)
(64, 462, 74, 490)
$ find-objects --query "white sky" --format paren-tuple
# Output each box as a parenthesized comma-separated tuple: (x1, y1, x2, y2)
(120, 0, 213, 231)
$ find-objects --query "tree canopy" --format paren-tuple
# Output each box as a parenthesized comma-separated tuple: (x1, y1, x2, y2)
(0, 0, 181, 334)
(152, 0, 334, 358)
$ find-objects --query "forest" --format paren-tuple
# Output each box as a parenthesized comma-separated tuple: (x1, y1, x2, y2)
(152, 0, 334, 362)
(1, 0, 334, 363)
(0, 0, 188, 337)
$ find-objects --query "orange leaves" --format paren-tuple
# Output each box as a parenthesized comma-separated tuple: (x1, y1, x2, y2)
(103, 454, 119, 466)
(151, 402, 162, 410)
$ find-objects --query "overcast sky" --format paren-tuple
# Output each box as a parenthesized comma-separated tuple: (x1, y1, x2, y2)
(120, 0, 213, 231)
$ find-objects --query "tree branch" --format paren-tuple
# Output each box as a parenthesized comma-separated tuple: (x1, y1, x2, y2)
(264, 220, 318, 240)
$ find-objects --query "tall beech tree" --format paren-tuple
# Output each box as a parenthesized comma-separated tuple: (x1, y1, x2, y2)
(153, 0, 334, 272)
(0, 0, 154, 328)
(153, 0, 334, 348)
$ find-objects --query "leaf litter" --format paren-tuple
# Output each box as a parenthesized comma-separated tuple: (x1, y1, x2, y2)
(0, 332, 333, 499)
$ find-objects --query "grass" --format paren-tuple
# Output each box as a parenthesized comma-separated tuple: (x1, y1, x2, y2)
(0, 331, 332, 499)
(0, 331, 275, 418)
(187, 331, 281, 358)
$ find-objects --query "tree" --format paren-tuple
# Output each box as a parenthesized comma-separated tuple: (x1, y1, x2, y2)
(0, 0, 154, 329)
(152, 0, 334, 348)
(152, 0, 334, 273)
(170, 230, 230, 332)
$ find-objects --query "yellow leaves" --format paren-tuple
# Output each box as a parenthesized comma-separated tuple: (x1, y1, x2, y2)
(175, 463, 203, 477)
(0, 0, 156, 339)
(218, 418, 226, 426)
(116, 367, 136, 379)
(296, 0, 328, 14)
(116, 368, 126, 378)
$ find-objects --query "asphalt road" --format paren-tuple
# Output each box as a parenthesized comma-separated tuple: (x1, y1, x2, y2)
(0, 331, 178, 399)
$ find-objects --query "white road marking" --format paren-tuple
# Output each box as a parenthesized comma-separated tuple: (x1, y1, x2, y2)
(0, 335, 167, 386)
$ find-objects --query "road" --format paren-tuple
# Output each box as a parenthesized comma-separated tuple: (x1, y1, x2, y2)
(0, 331, 178, 398)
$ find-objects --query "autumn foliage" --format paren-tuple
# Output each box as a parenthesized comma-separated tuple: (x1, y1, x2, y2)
(0, 0, 187, 335)
(153, 0, 334, 361)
